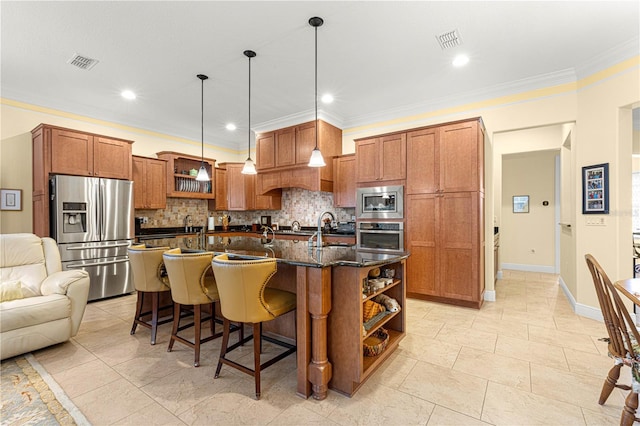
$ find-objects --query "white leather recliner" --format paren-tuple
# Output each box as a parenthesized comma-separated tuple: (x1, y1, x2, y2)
(0, 233, 90, 360)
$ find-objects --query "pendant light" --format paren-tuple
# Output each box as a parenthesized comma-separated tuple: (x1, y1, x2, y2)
(196, 74, 210, 181)
(308, 16, 326, 167)
(241, 50, 257, 175)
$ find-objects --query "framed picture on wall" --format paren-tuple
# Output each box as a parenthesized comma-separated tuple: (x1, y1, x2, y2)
(582, 163, 609, 214)
(0, 189, 22, 211)
(512, 195, 529, 213)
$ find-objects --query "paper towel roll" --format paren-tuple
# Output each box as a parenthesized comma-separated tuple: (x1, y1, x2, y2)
(208, 216, 215, 231)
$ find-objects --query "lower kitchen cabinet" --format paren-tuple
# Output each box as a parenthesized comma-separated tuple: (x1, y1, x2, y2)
(328, 260, 406, 396)
(132, 156, 167, 209)
(406, 191, 484, 308)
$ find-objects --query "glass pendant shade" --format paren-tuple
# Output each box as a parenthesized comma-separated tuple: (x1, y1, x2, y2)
(196, 164, 209, 181)
(308, 147, 326, 167)
(241, 157, 257, 174)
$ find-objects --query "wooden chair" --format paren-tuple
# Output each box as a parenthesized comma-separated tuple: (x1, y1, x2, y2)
(211, 253, 296, 400)
(585, 254, 640, 425)
(128, 245, 173, 345)
(163, 248, 235, 367)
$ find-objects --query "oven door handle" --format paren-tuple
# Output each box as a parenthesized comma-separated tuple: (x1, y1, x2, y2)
(66, 258, 129, 269)
(66, 242, 131, 250)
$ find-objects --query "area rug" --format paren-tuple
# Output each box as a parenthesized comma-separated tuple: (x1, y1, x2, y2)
(1, 353, 90, 426)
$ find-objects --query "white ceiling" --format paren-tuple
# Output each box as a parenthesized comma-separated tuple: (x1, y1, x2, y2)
(2, 1, 638, 151)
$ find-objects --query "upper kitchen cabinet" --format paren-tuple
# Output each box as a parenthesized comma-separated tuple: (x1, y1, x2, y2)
(217, 163, 281, 211)
(35, 125, 133, 179)
(333, 154, 356, 208)
(156, 151, 215, 199)
(31, 124, 134, 237)
(132, 156, 167, 209)
(256, 120, 341, 171)
(407, 119, 484, 194)
(355, 133, 406, 183)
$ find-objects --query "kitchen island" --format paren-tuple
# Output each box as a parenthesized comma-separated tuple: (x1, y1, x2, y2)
(140, 234, 408, 399)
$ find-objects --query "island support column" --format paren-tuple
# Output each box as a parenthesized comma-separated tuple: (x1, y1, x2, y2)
(296, 265, 332, 400)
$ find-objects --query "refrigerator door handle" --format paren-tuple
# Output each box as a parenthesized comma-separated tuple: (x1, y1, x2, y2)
(66, 258, 129, 269)
(98, 179, 104, 241)
(65, 242, 131, 250)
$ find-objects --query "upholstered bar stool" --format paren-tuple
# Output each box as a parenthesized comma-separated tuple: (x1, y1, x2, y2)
(211, 253, 297, 400)
(162, 248, 223, 367)
(128, 244, 173, 345)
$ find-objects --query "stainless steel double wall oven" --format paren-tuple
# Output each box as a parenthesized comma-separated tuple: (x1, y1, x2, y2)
(356, 185, 404, 253)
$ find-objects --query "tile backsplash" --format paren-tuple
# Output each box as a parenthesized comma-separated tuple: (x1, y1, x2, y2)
(136, 188, 355, 230)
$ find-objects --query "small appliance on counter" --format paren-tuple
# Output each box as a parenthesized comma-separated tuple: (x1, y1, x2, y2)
(335, 222, 356, 235)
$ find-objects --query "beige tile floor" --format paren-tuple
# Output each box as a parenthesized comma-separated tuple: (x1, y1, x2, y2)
(29, 270, 633, 425)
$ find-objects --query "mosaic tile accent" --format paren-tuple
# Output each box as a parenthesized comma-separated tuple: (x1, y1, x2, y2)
(135, 188, 355, 229)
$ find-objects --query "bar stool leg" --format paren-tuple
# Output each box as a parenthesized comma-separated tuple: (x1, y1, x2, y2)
(215, 318, 231, 378)
(194, 305, 202, 367)
(130, 291, 144, 335)
(168, 303, 181, 352)
(253, 322, 261, 399)
(150, 292, 160, 345)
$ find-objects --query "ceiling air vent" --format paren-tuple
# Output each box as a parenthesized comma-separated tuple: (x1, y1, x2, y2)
(67, 53, 99, 71)
(436, 29, 462, 50)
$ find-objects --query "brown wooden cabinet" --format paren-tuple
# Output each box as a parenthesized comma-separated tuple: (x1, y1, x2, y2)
(333, 154, 356, 208)
(211, 168, 228, 211)
(132, 156, 167, 209)
(31, 124, 134, 237)
(355, 133, 406, 183)
(328, 260, 406, 396)
(406, 192, 484, 307)
(404, 117, 485, 308)
(156, 151, 216, 199)
(47, 127, 132, 179)
(255, 120, 342, 192)
(216, 163, 281, 211)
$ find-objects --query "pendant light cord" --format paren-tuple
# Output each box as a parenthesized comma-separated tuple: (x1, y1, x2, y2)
(314, 23, 318, 151)
(201, 76, 204, 165)
(248, 54, 251, 156)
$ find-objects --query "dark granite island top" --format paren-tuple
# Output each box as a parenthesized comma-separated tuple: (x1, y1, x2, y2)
(140, 235, 409, 268)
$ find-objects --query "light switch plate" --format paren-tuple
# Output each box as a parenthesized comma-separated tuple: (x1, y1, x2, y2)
(586, 217, 606, 226)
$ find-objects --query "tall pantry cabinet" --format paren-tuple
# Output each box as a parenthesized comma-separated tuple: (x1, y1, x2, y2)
(405, 118, 485, 308)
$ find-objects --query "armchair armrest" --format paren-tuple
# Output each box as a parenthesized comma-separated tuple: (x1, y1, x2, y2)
(41, 270, 90, 336)
(41, 270, 89, 295)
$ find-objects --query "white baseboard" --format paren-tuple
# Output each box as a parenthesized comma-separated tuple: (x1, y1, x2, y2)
(501, 263, 556, 274)
(484, 290, 496, 302)
(559, 276, 604, 322)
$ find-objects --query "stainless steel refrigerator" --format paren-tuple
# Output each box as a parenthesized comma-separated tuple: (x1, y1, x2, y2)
(50, 175, 134, 301)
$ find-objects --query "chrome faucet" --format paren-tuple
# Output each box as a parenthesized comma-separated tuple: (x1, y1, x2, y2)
(313, 211, 335, 248)
(184, 215, 192, 233)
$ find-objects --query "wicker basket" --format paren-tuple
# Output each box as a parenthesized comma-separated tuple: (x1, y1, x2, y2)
(363, 327, 389, 357)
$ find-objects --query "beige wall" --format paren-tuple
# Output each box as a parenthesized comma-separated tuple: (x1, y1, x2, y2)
(0, 103, 247, 233)
(501, 150, 558, 270)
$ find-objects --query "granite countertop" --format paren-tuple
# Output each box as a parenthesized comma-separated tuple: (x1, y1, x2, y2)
(140, 235, 408, 268)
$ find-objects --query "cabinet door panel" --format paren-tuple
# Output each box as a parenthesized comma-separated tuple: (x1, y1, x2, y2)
(406, 194, 438, 295)
(51, 129, 93, 176)
(276, 127, 296, 167)
(295, 122, 316, 165)
(439, 121, 479, 192)
(132, 157, 145, 208)
(406, 128, 438, 194)
(256, 132, 275, 170)
(214, 168, 228, 210)
(333, 155, 355, 207)
(226, 164, 247, 210)
(439, 192, 479, 301)
(145, 159, 166, 208)
(355, 138, 379, 183)
(379, 134, 406, 181)
(94, 137, 132, 179)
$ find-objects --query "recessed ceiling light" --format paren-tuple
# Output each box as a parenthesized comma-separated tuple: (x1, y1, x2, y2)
(321, 94, 334, 104)
(226, 123, 237, 131)
(121, 90, 136, 100)
(452, 54, 470, 68)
